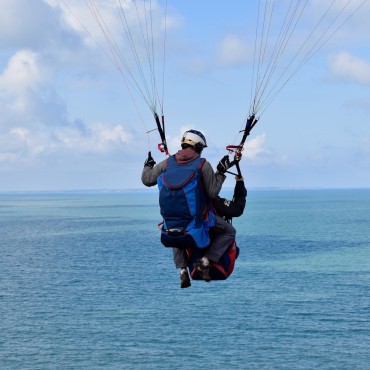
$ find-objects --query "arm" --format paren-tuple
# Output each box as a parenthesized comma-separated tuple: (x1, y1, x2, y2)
(201, 160, 226, 199)
(231, 179, 247, 216)
(213, 179, 247, 218)
(141, 158, 167, 187)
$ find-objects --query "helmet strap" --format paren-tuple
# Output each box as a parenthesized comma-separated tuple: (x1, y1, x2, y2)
(194, 143, 204, 154)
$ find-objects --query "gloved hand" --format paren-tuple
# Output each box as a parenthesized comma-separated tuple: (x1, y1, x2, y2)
(144, 151, 156, 168)
(217, 155, 231, 173)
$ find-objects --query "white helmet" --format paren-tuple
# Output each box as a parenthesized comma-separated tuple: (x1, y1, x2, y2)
(181, 129, 207, 151)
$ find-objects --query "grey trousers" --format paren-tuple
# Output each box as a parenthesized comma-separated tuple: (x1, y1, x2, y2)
(173, 216, 236, 268)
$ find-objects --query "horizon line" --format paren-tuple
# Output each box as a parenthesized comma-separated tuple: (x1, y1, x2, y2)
(1, 186, 370, 194)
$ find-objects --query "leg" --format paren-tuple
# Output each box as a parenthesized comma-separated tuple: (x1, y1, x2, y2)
(206, 216, 236, 263)
(193, 216, 236, 282)
(172, 247, 188, 269)
(173, 248, 191, 288)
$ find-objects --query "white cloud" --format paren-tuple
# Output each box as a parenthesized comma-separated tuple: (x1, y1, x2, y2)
(329, 52, 370, 84)
(0, 0, 71, 51)
(244, 133, 270, 159)
(0, 49, 135, 166)
(55, 123, 132, 153)
(0, 0, 146, 183)
(0, 119, 134, 165)
(57, 0, 168, 55)
(217, 34, 253, 67)
(0, 50, 48, 96)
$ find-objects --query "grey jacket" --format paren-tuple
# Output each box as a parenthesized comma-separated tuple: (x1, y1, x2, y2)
(141, 148, 226, 200)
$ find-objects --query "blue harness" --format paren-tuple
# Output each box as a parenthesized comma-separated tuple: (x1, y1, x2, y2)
(157, 155, 215, 249)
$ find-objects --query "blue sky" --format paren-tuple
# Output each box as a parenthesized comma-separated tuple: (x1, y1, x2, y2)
(0, 0, 370, 191)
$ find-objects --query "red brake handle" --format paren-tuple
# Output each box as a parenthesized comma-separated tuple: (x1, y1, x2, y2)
(226, 145, 243, 161)
(158, 143, 169, 155)
(226, 145, 243, 152)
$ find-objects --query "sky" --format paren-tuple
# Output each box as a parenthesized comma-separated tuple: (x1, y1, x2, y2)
(1, 0, 370, 192)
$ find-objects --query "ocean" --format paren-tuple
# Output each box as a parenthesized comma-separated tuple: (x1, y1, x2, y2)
(0, 189, 369, 369)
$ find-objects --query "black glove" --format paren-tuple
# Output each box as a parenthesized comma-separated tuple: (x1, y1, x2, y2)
(217, 155, 231, 173)
(144, 151, 156, 168)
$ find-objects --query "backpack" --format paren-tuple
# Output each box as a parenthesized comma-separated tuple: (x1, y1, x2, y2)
(157, 155, 215, 249)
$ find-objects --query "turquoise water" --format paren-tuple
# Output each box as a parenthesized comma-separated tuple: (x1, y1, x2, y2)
(1, 189, 369, 369)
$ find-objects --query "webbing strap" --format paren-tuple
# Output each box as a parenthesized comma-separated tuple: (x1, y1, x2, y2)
(154, 112, 169, 155)
(226, 115, 258, 178)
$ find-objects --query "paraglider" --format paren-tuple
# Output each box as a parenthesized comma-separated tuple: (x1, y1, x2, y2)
(141, 129, 237, 288)
(59, 0, 369, 286)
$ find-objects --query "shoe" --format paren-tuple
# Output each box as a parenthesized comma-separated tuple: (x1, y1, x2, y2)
(193, 259, 211, 282)
(180, 270, 191, 288)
